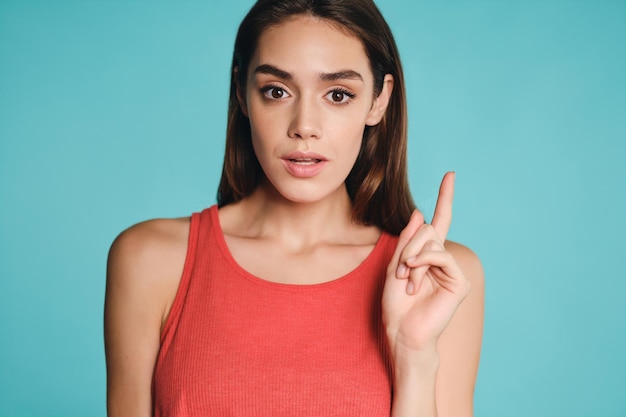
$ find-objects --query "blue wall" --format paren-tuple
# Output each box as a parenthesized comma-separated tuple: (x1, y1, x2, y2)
(0, 1, 624, 416)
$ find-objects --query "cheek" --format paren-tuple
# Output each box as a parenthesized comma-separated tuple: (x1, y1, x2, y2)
(248, 102, 286, 140)
(247, 109, 277, 152)
(333, 127, 366, 174)
(334, 115, 367, 148)
(250, 131, 272, 165)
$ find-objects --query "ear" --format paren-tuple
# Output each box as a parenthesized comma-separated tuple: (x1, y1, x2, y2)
(234, 67, 249, 117)
(365, 74, 394, 126)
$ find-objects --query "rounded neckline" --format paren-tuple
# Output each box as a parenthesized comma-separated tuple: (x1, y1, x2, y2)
(209, 205, 390, 291)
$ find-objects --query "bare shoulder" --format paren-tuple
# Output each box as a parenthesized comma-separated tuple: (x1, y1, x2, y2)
(106, 217, 191, 325)
(105, 217, 190, 416)
(108, 217, 190, 267)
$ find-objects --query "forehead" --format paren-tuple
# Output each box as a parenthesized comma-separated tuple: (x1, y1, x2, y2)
(251, 15, 372, 81)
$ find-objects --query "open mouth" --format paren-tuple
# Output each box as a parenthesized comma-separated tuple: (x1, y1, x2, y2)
(282, 155, 327, 178)
(289, 158, 322, 165)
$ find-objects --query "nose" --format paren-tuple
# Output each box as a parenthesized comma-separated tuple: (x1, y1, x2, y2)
(287, 96, 321, 140)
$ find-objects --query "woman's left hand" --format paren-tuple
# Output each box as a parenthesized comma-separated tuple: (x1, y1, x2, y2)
(382, 172, 471, 355)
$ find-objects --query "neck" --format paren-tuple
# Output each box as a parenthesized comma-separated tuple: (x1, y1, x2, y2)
(226, 181, 368, 250)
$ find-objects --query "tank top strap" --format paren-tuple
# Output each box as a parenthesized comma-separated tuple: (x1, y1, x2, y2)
(158, 206, 213, 346)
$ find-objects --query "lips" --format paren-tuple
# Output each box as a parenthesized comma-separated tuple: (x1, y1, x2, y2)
(281, 151, 328, 178)
(282, 151, 327, 162)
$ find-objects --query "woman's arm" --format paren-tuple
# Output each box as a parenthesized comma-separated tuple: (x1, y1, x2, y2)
(383, 172, 484, 417)
(104, 219, 188, 417)
(389, 347, 440, 416)
(435, 242, 484, 417)
(387, 243, 483, 417)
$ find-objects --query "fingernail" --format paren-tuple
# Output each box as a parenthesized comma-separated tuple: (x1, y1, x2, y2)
(406, 281, 414, 295)
(406, 256, 417, 265)
(397, 263, 408, 278)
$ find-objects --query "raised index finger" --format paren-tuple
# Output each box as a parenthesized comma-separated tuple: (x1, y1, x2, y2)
(431, 171, 455, 241)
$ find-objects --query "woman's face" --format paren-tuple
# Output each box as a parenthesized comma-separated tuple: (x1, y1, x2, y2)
(241, 15, 392, 205)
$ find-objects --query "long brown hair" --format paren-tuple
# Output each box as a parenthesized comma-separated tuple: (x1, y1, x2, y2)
(217, 0, 415, 235)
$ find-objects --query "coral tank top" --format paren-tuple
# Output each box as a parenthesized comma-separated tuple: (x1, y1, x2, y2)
(152, 205, 398, 416)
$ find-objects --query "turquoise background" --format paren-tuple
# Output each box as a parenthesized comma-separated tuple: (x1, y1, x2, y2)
(1, 0, 624, 416)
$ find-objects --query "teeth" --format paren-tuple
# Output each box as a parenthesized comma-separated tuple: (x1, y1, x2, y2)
(291, 158, 320, 165)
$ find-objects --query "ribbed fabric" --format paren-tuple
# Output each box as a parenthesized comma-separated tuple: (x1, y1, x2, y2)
(153, 205, 398, 416)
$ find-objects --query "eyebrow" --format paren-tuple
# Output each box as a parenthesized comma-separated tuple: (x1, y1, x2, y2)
(254, 64, 292, 80)
(253, 64, 363, 82)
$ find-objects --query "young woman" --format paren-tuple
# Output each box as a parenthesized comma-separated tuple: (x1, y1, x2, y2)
(104, 1, 484, 416)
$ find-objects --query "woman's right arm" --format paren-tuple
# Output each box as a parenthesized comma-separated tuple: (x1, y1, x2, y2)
(104, 219, 188, 417)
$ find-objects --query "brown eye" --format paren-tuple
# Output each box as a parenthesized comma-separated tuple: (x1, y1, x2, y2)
(262, 86, 289, 100)
(271, 88, 284, 99)
(331, 91, 345, 102)
(325, 89, 355, 104)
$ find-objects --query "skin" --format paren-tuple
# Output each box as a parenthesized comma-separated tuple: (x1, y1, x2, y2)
(105, 15, 483, 417)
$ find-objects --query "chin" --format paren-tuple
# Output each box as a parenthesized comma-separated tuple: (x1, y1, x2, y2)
(269, 181, 348, 206)
(277, 191, 333, 205)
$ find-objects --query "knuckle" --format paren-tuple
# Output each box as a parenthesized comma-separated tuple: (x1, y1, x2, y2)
(399, 242, 418, 262)
(424, 239, 440, 251)
(423, 224, 442, 241)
